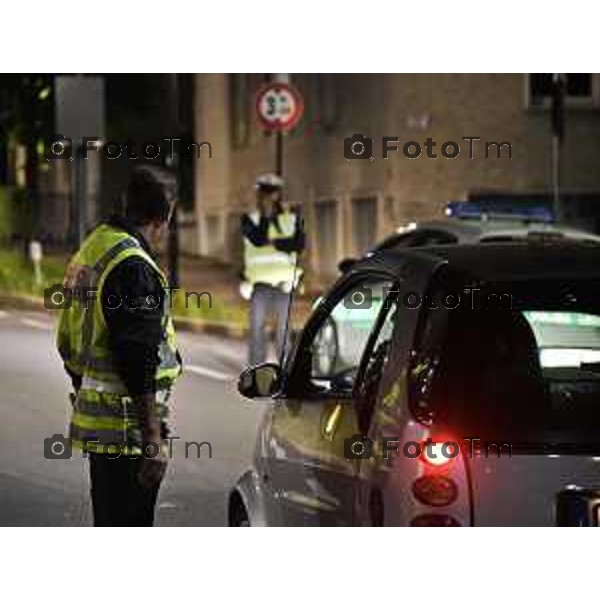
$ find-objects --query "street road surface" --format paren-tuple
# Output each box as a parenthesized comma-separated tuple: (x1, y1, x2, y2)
(0, 309, 266, 526)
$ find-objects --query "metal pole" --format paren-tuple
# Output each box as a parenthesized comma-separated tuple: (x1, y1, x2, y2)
(166, 73, 180, 288)
(552, 134, 561, 223)
(271, 73, 299, 364)
(275, 131, 283, 177)
(72, 142, 86, 247)
(551, 73, 565, 223)
(274, 74, 289, 182)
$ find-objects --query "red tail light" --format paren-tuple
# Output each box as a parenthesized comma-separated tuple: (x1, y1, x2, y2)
(412, 475, 458, 507)
(420, 441, 457, 467)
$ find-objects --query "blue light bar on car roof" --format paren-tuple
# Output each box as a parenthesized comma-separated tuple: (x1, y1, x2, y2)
(445, 201, 554, 223)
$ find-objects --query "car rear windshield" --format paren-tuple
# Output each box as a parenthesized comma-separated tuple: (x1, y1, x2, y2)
(411, 278, 600, 449)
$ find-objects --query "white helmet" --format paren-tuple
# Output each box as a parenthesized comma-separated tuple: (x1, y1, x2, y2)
(255, 173, 284, 192)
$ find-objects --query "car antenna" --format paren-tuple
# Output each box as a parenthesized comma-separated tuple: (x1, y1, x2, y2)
(278, 213, 304, 369)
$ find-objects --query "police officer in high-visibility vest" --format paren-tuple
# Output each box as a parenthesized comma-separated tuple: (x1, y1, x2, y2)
(56, 166, 182, 527)
(240, 174, 305, 365)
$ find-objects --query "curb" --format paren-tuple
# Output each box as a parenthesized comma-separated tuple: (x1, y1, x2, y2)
(0, 294, 48, 312)
(0, 294, 248, 341)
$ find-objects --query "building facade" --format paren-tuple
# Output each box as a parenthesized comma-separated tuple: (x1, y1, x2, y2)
(190, 73, 600, 285)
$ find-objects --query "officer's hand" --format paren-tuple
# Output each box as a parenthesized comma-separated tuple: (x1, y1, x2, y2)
(140, 460, 167, 488)
(138, 454, 167, 489)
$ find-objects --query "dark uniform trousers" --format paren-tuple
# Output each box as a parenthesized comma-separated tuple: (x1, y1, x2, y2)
(89, 453, 161, 527)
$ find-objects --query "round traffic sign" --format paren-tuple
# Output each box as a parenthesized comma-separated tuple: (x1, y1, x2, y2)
(255, 82, 304, 132)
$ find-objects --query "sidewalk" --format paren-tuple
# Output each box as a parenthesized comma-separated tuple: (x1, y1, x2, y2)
(0, 251, 317, 340)
(179, 254, 242, 309)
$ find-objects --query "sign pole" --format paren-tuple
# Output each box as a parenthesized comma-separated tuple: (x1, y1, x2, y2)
(275, 128, 284, 178)
(274, 74, 289, 180)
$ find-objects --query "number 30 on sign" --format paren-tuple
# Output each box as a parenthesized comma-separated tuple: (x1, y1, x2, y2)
(255, 82, 304, 132)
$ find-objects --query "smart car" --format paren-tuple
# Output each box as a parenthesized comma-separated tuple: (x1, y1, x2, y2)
(230, 242, 600, 526)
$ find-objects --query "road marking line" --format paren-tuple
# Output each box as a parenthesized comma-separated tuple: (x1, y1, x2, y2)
(21, 317, 53, 331)
(186, 364, 231, 382)
(180, 335, 245, 363)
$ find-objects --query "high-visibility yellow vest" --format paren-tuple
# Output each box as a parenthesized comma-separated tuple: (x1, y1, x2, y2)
(56, 224, 181, 455)
(243, 210, 303, 290)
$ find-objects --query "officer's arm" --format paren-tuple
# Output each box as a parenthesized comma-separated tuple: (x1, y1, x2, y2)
(133, 393, 162, 448)
(101, 258, 165, 443)
(241, 213, 269, 246)
(273, 217, 306, 253)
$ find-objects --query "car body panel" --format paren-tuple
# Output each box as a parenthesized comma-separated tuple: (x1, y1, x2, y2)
(264, 397, 360, 525)
(232, 243, 600, 526)
(231, 469, 271, 527)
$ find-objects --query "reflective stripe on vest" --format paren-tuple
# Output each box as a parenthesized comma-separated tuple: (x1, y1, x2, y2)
(243, 211, 303, 287)
(70, 388, 170, 455)
(61, 347, 179, 385)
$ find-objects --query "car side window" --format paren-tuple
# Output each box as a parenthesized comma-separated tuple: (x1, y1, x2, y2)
(309, 278, 394, 394)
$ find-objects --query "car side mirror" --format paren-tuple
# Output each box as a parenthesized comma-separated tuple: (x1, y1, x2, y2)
(237, 363, 282, 399)
(338, 257, 357, 273)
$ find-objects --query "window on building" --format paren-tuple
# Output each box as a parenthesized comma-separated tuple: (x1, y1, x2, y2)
(227, 211, 244, 265)
(528, 74, 598, 107)
(352, 196, 378, 255)
(314, 199, 339, 276)
(384, 195, 399, 228)
(205, 214, 223, 255)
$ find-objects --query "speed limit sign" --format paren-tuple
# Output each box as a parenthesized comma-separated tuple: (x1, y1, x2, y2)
(255, 82, 304, 132)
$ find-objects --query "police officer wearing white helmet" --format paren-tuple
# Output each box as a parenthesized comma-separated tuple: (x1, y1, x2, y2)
(240, 174, 305, 365)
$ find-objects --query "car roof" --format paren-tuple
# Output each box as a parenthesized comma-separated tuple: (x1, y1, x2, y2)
(420, 217, 600, 240)
(357, 241, 600, 283)
(377, 218, 600, 248)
